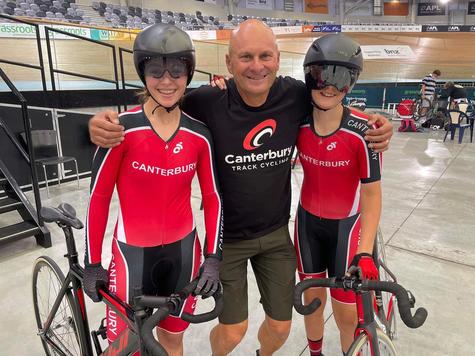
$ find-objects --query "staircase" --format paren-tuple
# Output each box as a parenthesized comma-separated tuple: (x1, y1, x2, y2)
(0, 164, 51, 247)
(0, 67, 51, 248)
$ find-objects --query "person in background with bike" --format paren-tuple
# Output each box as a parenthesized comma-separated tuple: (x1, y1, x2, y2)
(420, 69, 441, 118)
(294, 34, 382, 356)
(83, 24, 223, 356)
(444, 81, 468, 109)
(87, 20, 393, 356)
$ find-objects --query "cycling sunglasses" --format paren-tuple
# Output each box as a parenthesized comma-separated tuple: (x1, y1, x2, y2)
(304, 64, 360, 93)
(144, 57, 189, 79)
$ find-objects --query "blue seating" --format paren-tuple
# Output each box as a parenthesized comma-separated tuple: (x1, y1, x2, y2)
(444, 109, 471, 144)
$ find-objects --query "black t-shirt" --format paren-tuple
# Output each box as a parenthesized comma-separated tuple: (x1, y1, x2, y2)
(447, 85, 467, 100)
(182, 77, 311, 241)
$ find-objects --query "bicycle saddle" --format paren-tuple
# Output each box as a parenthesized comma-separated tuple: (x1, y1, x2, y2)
(41, 203, 84, 229)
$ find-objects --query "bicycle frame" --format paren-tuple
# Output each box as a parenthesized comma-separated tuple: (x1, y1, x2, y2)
(354, 291, 382, 356)
(38, 224, 153, 356)
(372, 235, 397, 338)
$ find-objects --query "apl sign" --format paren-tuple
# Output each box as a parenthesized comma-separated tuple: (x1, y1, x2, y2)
(448, 26, 461, 32)
(417, 3, 446, 16)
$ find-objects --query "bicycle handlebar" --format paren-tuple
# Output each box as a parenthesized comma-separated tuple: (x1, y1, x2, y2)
(293, 277, 427, 329)
(139, 279, 223, 356)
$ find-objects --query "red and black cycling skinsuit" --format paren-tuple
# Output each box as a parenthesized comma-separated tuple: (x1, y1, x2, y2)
(294, 108, 381, 303)
(85, 106, 222, 341)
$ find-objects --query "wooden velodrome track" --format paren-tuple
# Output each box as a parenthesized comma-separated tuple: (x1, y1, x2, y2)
(1, 29, 475, 87)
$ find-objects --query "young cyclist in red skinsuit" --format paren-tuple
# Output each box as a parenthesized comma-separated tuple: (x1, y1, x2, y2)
(83, 24, 223, 356)
(294, 34, 382, 356)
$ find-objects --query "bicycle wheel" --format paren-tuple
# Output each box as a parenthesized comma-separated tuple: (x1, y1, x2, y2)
(347, 328, 397, 356)
(32, 256, 85, 356)
(375, 228, 397, 339)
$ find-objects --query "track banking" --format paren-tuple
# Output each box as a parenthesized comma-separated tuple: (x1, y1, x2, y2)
(225, 146, 293, 171)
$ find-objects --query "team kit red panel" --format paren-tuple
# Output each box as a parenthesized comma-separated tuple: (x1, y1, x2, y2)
(85, 106, 223, 335)
(297, 108, 381, 219)
(295, 108, 381, 303)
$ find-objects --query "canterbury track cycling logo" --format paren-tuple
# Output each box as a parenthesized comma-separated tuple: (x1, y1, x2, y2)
(243, 119, 277, 151)
(173, 142, 183, 154)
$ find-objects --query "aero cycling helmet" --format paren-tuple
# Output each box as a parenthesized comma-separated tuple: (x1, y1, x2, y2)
(133, 23, 195, 85)
(303, 34, 363, 93)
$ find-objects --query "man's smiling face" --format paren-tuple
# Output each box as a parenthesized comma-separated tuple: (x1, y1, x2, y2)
(226, 20, 280, 106)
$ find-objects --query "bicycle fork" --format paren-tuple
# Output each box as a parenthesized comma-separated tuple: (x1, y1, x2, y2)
(354, 292, 380, 356)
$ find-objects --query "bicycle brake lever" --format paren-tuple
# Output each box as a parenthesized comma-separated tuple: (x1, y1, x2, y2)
(407, 290, 416, 308)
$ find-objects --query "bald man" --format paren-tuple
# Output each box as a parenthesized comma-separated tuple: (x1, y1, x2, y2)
(88, 20, 393, 355)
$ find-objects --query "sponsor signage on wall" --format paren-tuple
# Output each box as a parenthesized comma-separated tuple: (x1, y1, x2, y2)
(186, 30, 217, 40)
(422, 25, 475, 32)
(0, 23, 140, 40)
(342, 24, 421, 32)
(271, 26, 303, 35)
(304, 0, 329, 14)
(311, 25, 342, 33)
(246, 0, 273, 10)
(469, 1, 475, 15)
(417, 3, 446, 16)
(0, 23, 91, 39)
(360, 45, 415, 60)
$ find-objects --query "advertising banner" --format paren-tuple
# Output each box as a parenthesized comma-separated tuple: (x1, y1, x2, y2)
(271, 26, 302, 35)
(361, 45, 415, 60)
(311, 25, 342, 33)
(246, 0, 273, 10)
(345, 87, 384, 109)
(417, 3, 446, 16)
(421, 25, 475, 32)
(0, 23, 91, 39)
(186, 30, 217, 40)
(469, 1, 475, 15)
(304, 0, 329, 14)
(342, 24, 421, 32)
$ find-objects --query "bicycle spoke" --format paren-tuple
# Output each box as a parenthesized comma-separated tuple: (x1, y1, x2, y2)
(33, 258, 84, 356)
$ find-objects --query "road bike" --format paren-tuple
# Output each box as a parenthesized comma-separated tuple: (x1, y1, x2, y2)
(294, 273, 427, 356)
(32, 203, 222, 356)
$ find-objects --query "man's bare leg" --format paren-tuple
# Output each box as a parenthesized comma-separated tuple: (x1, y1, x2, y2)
(257, 315, 292, 356)
(210, 320, 248, 356)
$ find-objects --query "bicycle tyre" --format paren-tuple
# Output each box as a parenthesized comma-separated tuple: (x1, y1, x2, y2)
(32, 256, 85, 356)
(347, 328, 397, 356)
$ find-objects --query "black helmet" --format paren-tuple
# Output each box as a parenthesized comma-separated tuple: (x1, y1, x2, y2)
(303, 34, 363, 93)
(133, 24, 195, 85)
(304, 34, 363, 71)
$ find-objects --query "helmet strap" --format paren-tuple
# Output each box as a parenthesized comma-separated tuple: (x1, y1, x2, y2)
(311, 99, 329, 111)
(312, 100, 344, 113)
(149, 92, 180, 114)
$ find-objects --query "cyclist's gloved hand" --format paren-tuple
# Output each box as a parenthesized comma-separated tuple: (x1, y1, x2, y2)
(83, 263, 108, 302)
(195, 257, 221, 299)
(348, 253, 378, 280)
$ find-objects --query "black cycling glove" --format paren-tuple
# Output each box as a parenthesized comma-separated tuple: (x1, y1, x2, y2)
(83, 263, 108, 302)
(194, 257, 221, 298)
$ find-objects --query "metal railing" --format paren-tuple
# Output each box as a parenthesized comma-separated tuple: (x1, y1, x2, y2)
(44, 26, 121, 112)
(0, 67, 43, 226)
(0, 14, 48, 94)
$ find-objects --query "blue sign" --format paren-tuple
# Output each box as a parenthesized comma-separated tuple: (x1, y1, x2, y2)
(312, 25, 341, 33)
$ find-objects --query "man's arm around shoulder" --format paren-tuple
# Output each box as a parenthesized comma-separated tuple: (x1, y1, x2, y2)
(89, 110, 124, 148)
